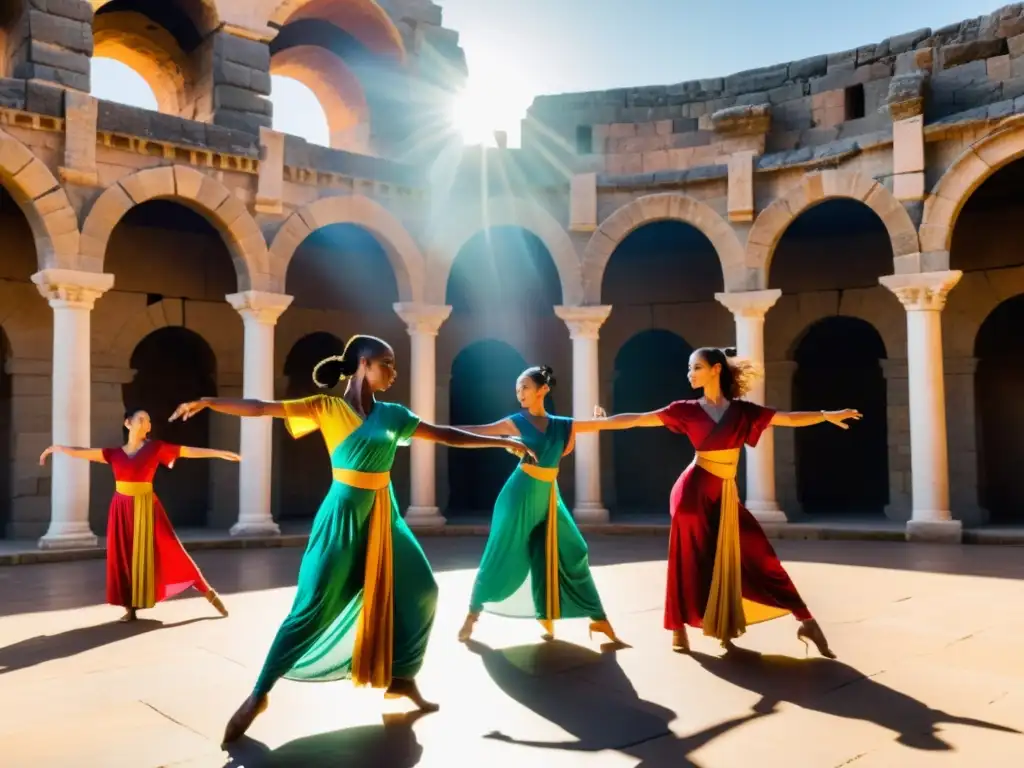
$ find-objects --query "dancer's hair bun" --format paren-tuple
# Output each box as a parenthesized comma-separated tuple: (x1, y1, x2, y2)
(723, 347, 738, 358)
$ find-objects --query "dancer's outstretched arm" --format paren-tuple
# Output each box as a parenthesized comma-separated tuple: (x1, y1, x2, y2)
(573, 405, 664, 433)
(412, 422, 536, 462)
(178, 447, 241, 461)
(39, 445, 105, 465)
(451, 417, 519, 436)
(170, 398, 284, 422)
(771, 409, 861, 429)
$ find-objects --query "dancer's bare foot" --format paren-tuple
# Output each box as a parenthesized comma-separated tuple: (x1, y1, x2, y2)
(671, 628, 690, 653)
(385, 677, 439, 712)
(119, 608, 137, 623)
(205, 589, 229, 618)
(538, 618, 554, 641)
(457, 612, 479, 643)
(222, 693, 269, 744)
(797, 619, 837, 659)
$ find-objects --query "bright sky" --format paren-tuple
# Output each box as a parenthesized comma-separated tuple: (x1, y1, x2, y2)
(92, 1, 1008, 148)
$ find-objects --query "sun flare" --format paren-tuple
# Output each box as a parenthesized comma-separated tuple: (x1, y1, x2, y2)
(450, 86, 503, 146)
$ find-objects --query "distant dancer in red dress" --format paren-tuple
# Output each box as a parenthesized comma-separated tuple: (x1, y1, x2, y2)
(39, 409, 240, 622)
(590, 347, 860, 658)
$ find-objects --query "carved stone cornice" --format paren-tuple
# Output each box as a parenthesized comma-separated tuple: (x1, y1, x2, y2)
(226, 290, 294, 325)
(714, 289, 782, 319)
(879, 270, 962, 311)
(554, 305, 612, 340)
(32, 269, 114, 309)
(393, 302, 453, 336)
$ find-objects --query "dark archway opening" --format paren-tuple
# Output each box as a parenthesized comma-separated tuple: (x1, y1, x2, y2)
(975, 295, 1024, 523)
(105, 199, 238, 300)
(951, 157, 1024, 273)
(792, 317, 888, 515)
(275, 332, 347, 521)
(124, 326, 217, 527)
(611, 330, 699, 515)
(769, 199, 894, 293)
(286, 223, 399, 312)
(0, 328, 10, 537)
(447, 340, 527, 516)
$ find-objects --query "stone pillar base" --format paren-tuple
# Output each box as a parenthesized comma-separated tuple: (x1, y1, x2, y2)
(230, 520, 281, 537)
(404, 506, 447, 529)
(38, 530, 99, 550)
(573, 503, 610, 524)
(746, 501, 788, 524)
(905, 518, 962, 544)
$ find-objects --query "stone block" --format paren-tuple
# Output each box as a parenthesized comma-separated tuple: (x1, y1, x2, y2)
(569, 172, 597, 231)
(1009, 33, 1024, 59)
(768, 82, 805, 103)
(28, 0, 93, 23)
(671, 117, 699, 133)
(119, 165, 175, 204)
(608, 123, 635, 139)
(892, 115, 924, 174)
(27, 10, 91, 55)
(987, 54, 1012, 81)
(711, 103, 771, 136)
(938, 40, 1006, 70)
(214, 85, 272, 116)
(887, 28, 931, 55)
(809, 64, 871, 95)
(214, 110, 273, 135)
(256, 127, 285, 215)
(0, 77, 27, 109)
(214, 32, 271, 72)
(727, 150, 754, 222)
(895, 47, 934, 75)
(788, 55, 827, 81)
(97, 100, 150, 137)
(864, 77, 892, 114)
(20, 62, 88, 92)
(724, 65, 789, 95)
(887, 71, 927, 120)
(28, 39, 88, 75)
(827, 48, 857, 69)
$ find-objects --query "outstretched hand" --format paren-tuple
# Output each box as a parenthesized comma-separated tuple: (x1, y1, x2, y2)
(221, 451, 242, 462)
(825, 409, 862, 429)
(506, 440, 539, 464)
(593, 405, 607, 418)
(169, 400, 208, 422)
(38, 446, 55, 466)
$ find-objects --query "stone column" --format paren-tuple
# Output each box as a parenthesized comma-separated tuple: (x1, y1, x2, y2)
(32, 269, 114, 549)
(226, 291, 293, 536)
(715, 289, 785, 522)
(554, 305, 612, 524)
(879, 271, 962, 543)
(394, 302, 452, 529)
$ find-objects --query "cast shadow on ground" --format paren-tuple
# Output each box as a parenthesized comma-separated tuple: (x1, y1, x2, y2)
(465, 638, 769, 767)
(691, 648, 1020, 750)
(223, 710, 430, 768)
(0, 616, 214, 675)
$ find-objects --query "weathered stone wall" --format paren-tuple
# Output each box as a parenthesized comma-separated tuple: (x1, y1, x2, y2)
(6, 0, 92, 93)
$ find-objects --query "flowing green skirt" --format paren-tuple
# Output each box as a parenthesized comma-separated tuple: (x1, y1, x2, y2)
(253, 482, 437, 697)
(470, 468, 605, 621)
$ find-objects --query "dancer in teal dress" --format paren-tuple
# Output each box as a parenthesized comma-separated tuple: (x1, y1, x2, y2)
(169, 335, 536, 744)
(454, 365, 622, 645)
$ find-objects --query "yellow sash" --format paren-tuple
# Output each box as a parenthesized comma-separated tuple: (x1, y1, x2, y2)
(519, 463, 560, 630)
(332, 468, 394, 689)
(694, 450, 790, 641)
(116, 481, 156, 610)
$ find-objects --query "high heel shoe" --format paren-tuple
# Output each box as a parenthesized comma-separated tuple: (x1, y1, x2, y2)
(671, 628, 690, 653)
(588, 619, 623, 644)
(457, 612, 479, 643)
(206, 590, 229, 617)
(538, 618, 555, 640)
(797, 619, 836, 659)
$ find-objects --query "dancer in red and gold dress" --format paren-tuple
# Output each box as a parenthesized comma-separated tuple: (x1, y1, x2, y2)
(586, 347, 860, 658)
(40, 409, 239, 622)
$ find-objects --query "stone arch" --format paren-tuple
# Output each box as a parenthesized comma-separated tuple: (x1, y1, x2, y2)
(92, 0, 220, 34)
(581, 193, 743, 302)
(0, 128, 79, 270)
(80, 165, 270, 290)
(747, 169, 919, 281)
(266, 0, 406, 62)
(269, 194, 424, 301)
(426, 196, 583, 306)
(920, 122, 1024, 261)
(93, 10, 194, 115)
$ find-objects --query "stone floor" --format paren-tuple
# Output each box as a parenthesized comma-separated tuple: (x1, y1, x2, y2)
(1, 537, 1022, 767)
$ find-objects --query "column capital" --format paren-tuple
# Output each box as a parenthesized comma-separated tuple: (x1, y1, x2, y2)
(226, 290, 294, 325)
(393, 302, 452, 336)
(32, 269, 114, 309)
(554, 305, 612, 340)
(879, 270, 962, 312)
(714, 289, 782, 318)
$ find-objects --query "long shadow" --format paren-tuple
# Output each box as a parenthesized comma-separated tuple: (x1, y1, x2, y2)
(466, 639, 768, 767)
(0, 616, 214, 675)
(691, 649, 1020, 750)
(223, 710, 429, 768)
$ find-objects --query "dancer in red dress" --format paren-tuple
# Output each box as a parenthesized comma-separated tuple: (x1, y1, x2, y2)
(587, 347, 860, 658)
(40, 409, 239, 622)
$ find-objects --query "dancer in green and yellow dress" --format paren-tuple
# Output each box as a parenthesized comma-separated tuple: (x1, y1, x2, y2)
(169, 335, 536, 744)
(454, 365, 622, 645)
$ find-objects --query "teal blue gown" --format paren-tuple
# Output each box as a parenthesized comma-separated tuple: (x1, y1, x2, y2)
(253, 395, 437, 697)
(469, 412, 606, 621)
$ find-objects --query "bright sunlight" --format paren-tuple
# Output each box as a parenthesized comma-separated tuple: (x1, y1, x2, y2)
(450, 82, 530, 147)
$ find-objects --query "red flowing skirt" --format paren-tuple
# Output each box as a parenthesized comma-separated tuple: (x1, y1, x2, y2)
(665, 464, 812, 631)
(105, 492, 210, 609)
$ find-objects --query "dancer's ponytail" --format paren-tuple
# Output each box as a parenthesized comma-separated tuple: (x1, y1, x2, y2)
(312, 335, 390, 389)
